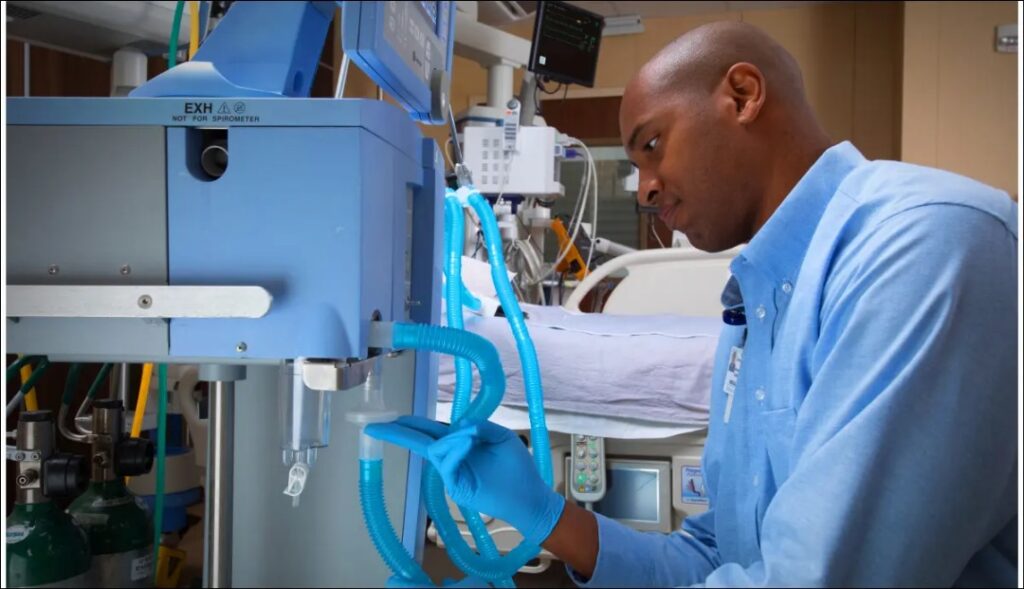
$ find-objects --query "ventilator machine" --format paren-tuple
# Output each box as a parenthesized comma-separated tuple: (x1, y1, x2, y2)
(4, 1, 566, 587)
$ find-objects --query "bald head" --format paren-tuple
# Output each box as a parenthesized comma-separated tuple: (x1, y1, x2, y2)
(619, 21, 831, 252)
(635, 21, 808, 109)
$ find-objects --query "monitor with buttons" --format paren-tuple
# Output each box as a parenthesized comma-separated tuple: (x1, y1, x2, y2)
(564, 456, 673, 533)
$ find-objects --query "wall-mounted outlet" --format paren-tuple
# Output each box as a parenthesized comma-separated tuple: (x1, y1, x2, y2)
(995, 24, 1018, 53)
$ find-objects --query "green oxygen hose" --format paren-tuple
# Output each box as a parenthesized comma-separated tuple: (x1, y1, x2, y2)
(85, 364, 113, 399)
(61, 364, 83, 406)
(154, 364, 167, 572)
(6, 356, 44, 382)
(168, 1, 185, 68)
(17, 360, 51, 397)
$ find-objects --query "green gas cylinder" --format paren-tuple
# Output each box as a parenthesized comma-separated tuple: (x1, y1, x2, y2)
(68, 481, 154, 588)
(67, 400, 155, 588)
(5, 411, 92, 588)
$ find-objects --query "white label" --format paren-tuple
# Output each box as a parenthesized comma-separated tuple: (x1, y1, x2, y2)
(92, 495, 133, 508)
(71, 512, 110, 526)
(131, 553, 154, 582)
(723, 346, 743, 424)
(723, 346, 743, 395)
(681, 466, 709, 505)
(6, 524, 29, 543)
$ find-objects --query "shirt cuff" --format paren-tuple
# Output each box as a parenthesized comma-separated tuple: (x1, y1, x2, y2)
(565, 512, 644, 588)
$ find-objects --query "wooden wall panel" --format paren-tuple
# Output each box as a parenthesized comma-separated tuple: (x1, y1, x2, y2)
(7, 40, 26, 97)
(28, 44, 110, 97)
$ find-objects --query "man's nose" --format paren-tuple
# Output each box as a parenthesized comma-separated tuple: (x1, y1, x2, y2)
(638, 171, 663, 207)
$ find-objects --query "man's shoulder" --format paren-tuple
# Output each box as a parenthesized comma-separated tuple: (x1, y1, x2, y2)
(833, 159, 1017, 238)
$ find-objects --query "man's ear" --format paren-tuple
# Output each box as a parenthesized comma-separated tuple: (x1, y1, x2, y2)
(722, 62, 766, 125)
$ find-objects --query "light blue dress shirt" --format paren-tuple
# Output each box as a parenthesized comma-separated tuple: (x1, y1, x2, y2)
(569, 142, 1019, 587)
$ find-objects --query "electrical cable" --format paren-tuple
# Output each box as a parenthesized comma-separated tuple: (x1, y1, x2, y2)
(442, 138, 456, 171)
(529, 137, 595, 285)
(650, 214, 667, 248)
(577, 142, 600, 273)
(537, 78, 564, 95)
(541, 145, 591, 279)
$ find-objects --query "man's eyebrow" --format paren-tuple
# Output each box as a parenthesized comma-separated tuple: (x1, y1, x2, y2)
(627, 120, 650, 153)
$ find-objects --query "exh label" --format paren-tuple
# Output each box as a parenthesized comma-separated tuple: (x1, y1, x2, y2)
(172, 101, 260, 124)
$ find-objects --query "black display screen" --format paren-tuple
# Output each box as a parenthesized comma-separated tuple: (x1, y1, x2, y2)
(528, 1, 604, 88)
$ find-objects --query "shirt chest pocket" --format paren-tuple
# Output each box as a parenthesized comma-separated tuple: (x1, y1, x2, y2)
(761, 406, 797, 487)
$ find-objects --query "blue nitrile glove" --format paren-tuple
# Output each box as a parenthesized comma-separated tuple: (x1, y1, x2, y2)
(386, 575, 490, 588)
(364, 416, 566, 546)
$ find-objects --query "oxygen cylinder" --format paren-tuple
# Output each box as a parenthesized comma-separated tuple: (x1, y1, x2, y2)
(67, 399, 155, 588)
(6, 410, 92, 588)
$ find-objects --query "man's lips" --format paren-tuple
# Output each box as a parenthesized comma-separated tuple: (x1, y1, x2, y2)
(658, 202, 679, 224)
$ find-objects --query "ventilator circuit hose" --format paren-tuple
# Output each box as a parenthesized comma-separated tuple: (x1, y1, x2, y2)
(359, 187, 554, 586)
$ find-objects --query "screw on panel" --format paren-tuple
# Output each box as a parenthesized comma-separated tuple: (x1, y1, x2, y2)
(138, 295, 153, 309)
(120, 265, 132, 276)
(48, 265, 59, 275)
(236, 342, 248, 353)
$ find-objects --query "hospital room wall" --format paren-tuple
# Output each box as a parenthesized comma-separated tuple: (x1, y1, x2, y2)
(901, 1, 1020, 197)
(467, 1, 907, 162)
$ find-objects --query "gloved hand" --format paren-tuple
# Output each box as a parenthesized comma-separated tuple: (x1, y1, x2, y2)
(386, 574, 489, 588)
(364, 416, 565, 546)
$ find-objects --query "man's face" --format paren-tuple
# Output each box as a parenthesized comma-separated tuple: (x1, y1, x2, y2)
(620, 80, 757, 252)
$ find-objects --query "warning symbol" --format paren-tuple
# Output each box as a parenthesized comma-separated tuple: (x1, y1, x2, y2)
(217, 102, 231, 114)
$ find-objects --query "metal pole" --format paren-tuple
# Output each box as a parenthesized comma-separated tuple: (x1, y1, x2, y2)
(118, 363, 130, 403)
(334, 53, 350, 99)
(206, 380, 235, 588)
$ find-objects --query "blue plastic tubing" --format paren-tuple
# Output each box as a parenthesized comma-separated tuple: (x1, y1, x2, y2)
(467, 191, 553, 486)
(444, 196, 515, 587)
(359, 188, 553, 583)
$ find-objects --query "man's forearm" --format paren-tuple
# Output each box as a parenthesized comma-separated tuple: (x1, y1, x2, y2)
(542, 500, 599, 579)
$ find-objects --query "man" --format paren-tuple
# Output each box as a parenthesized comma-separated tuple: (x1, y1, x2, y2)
(373, 21, 1018, 586)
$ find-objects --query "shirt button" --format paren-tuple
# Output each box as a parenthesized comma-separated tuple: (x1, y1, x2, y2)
(755, 305, 767, 321)
(781, 281, 793, 294)
(754, 388, 766, 402)
(752, 475, 760, 487)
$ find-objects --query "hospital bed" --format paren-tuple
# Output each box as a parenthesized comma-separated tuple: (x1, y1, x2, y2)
(430, 247, 737, 573)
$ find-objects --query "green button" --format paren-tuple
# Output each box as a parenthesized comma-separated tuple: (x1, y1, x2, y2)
(576, 473, 587, 485)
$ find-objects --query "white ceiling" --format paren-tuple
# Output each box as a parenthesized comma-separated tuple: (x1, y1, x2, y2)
(569, 1, 835, 19)
(475, 1, 839, 28)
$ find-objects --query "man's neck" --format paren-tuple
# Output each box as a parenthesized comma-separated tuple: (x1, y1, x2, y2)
(753, 133, 832, 235)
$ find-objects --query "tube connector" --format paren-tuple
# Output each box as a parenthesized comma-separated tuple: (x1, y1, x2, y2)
(453, 186, 479, 207)
(359, 432, 384, 461)
(283, 461, 309, 507)
(344, 370, 398, 427)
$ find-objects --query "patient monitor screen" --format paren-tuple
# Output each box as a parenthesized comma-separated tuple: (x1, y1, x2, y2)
(528, 1, 604, 87)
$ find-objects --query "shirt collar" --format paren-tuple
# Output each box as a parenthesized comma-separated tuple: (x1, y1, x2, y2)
(735, 141, 866, 285)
